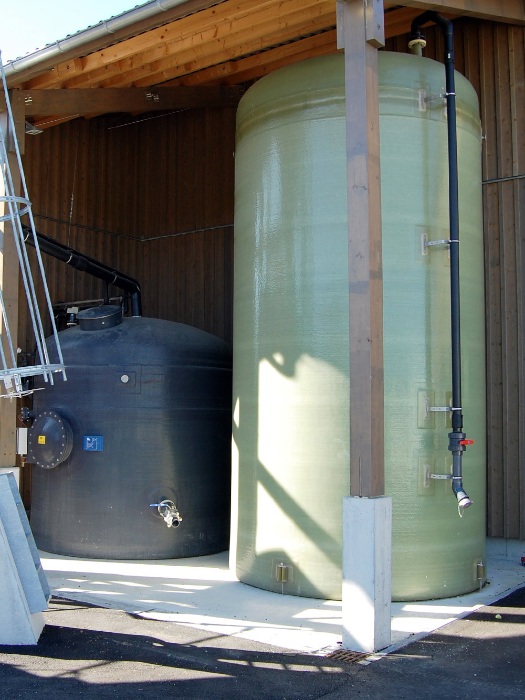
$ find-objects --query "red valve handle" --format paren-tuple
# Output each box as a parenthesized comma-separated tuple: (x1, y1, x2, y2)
(460, 439, 474, 446)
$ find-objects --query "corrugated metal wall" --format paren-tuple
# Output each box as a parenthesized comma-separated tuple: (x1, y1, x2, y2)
(388, 19, 525, 538)
(20, 17, 525, 538)
(21, 105, 235, 348)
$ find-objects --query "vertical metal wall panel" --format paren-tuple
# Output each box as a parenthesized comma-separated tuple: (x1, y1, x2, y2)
(460, 21, 525, 540)
(20, 107, 236, 350)
(476, 24, 505, 537)
(492, 25, 520, 537)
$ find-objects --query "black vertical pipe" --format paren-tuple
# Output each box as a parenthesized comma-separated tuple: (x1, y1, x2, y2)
(409, 13, 472, 508)
(439, 18, 463, 436)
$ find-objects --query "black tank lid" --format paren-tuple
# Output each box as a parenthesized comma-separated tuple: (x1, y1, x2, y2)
(78, 305, 123, 331)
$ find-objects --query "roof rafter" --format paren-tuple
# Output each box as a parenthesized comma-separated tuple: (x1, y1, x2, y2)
(394, 0, 525, 24)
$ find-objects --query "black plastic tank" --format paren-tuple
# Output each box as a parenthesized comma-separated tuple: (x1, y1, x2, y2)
(28, 306, 232, 560)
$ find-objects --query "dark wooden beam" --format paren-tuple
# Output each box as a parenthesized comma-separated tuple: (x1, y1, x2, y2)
(384, 0, 525, 24)
(6, 91, 25, 154)
(3, 86, 243, 117)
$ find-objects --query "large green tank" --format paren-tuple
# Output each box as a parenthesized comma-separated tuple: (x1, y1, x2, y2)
(231, 52, 486, 601)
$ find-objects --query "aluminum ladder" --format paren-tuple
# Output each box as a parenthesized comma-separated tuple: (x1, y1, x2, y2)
(0, 53, 66, 398)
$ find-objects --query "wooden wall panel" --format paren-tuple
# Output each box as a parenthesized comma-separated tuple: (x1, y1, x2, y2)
(466, 21, 524, 539)
(388, 19, 525, 538)
(20, 105, 236, 353)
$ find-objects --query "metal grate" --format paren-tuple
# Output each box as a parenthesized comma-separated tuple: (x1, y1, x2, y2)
(325, 648, 371, 663)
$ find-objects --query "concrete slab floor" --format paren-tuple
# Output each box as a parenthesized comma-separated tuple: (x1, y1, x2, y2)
(39, 538, 525, 656)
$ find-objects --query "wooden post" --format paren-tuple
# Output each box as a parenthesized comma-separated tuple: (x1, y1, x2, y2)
(338, 0, 385, 497)
(0, 91, 24, 467)
(338, 0, 391, 653)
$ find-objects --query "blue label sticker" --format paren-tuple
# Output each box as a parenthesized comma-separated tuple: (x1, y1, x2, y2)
(82, 435, 104, 452)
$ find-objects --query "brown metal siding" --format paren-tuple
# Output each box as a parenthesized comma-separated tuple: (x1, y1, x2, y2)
(388, 19, 525, 538)
(21, 106, 235, 348)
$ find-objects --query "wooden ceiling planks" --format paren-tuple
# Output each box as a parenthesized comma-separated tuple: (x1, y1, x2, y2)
(87, 0, 336, 89)
(167, 29, 339, 86)
(162, 9, 426, 87)
(17, 2, 429, 94)
(10, 1, 525, 94)
(12, 1, 479, 130)
(21, 0, 335, 90)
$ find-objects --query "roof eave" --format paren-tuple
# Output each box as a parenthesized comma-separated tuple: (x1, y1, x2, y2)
(3, 0, 223, 87)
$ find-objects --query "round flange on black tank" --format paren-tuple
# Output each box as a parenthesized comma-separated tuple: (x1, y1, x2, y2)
(28, 308, 232, 560)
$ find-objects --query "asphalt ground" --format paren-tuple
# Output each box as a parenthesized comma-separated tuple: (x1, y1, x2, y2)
(1, 586, 524, 699)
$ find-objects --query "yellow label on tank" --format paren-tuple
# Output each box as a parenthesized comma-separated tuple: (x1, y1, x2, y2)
(38, 435, 46, 444)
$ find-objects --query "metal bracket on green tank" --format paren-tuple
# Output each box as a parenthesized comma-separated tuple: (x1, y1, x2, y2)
(418, 392, 456, 429)
(418, 390, 436, 429)
(427, 402, 453, 423)
(417, 88, 447, 117)
(422, 461, 452, 486)
(427, 401, 455, 430)
(421, 233, 453, 256)
(476, 561, 486, 591)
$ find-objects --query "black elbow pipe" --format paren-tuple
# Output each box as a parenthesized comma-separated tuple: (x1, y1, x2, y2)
(23, 226, 142, 317)
(409, 13, 473, 508)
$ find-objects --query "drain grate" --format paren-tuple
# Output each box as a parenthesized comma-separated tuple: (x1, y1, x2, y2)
(325, 649, 370, 663)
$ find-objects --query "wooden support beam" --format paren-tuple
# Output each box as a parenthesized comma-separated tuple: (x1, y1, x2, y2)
(2, 86, 243, 117)
(6, 91, 25, 154)
(0, 103, 22, 466)
(338, 0, 385, 498)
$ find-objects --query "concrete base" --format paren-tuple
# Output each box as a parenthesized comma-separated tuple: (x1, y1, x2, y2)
(0, 519, 45, 644)
(0, 467, 20, 489)
(0, 472, 49, 645)
(342, 495, 392, 652)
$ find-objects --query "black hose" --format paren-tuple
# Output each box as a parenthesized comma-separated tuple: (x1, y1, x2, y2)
(23, 226, 142, 317)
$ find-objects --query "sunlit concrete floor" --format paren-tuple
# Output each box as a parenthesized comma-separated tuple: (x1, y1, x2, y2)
(39, 538, 525, 655)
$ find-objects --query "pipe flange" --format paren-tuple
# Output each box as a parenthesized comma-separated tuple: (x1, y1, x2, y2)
(408, 37, 427, 51)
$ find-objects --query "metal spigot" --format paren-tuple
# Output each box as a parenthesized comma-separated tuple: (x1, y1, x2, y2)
(150, 499, 183, 528)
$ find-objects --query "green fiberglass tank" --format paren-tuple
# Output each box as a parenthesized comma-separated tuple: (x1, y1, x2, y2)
(231, 52, 486, 601)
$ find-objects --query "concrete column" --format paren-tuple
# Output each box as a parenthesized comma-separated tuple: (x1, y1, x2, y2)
(342, 495, 392, 652)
